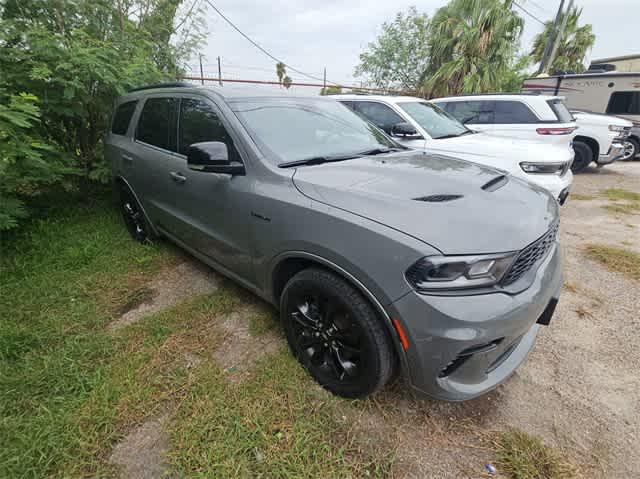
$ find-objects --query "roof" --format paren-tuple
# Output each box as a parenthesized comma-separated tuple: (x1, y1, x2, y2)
(328, 94, 425, 103)
(120, 83, 319, 102)
(591, 54, 640, 64)
(430, 94, 561, 102)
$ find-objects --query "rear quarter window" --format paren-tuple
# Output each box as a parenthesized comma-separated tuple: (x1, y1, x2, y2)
(546, 99, 574, 122)
(111, 101, 138, 135)
(493, 101, 539, 123)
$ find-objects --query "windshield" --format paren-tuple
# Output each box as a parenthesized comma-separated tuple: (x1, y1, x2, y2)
(232, 99, 397, 164)
(397, 102, 469, 139)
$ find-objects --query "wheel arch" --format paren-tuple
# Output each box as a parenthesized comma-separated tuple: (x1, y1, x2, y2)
(114, 176, 160, 236)
(269, 251, 410, 377)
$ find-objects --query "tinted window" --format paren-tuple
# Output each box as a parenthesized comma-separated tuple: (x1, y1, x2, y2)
(352, 101, 404, 133)
(178, 98, 241, 162)
(607, 91, 640, 115)
(136, 98, 178, 151)
(547, 99, 574, 122)
(233, 98, 396, 165)
(444, 101, 494, 124)
(493, 101, 539, 123)
(398, 102, 468, 139)
(111, 101, 137, 135)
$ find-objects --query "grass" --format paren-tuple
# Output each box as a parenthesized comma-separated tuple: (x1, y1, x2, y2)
(0, 191, 396, 478)
(569, 193, 595, 201)
(585, 244, 640, 280)
(599, 188, 640, 216)
(494, 428, 578, 479)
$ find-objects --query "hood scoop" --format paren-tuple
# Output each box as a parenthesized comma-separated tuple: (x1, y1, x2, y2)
(481, 174, 508, 192)
(413, 194, 463, 203)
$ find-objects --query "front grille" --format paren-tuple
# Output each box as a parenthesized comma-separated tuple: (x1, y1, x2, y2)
(501, 220, 559, 286)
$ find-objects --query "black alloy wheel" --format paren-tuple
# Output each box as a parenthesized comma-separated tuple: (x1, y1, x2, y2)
(281, 268, 395, 398)
(119, 186, 149, 243)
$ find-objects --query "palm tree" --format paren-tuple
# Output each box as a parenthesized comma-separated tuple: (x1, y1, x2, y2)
(424, 0, 523, 97)
(275, 62, 286, 86)
(531, 5, 595, 73)
(282, 75, 292, 89)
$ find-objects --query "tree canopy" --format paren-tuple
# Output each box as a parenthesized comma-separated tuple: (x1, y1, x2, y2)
(354, 7, 430, 91)
(531, 5, 595, 73)
(0, 0, 204, 229)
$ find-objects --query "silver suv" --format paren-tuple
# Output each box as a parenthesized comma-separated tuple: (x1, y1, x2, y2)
(106, 84, 563, 401)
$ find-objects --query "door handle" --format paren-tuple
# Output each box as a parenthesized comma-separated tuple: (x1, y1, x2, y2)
(169, 171, 187, 183)
(122, 154, 133, 163)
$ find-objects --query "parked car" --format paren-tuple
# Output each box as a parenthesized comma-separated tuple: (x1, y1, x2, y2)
(522, 71, 640, 159)
(432, 93, 630, 172)
(106, 84, 563, 401)
(569, 111, 632, 171)
(332, 94, 573, 204)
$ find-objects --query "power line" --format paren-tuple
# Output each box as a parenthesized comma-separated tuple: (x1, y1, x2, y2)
(202, 0, 339, 86)
(513, 0, 546, 26)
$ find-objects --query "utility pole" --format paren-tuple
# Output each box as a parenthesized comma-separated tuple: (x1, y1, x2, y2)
(537, 0, 565, 75)
(217, 56, 223, 86)
(199, 54, 204, 85)
(323, 67, 327, 91)
(547, 0, 573, 74)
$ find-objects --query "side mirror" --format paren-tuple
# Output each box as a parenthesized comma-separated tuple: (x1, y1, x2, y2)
(391, 122, 420, 138)
(186, 141, 245, 175)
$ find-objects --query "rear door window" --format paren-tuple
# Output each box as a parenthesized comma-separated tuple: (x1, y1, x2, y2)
(178, 98, 241, 162)
(492, 101, 539, 123)
(606, 91, 640, 115)
(351, 101, 404, 133)
(445, 101, 494, 124)
(546, 99, 574, 122)
(111, 101, 138, 135)
(136, 97, 179, 151)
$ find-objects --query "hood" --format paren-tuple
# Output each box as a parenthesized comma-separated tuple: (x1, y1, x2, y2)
(292, 151, 558, 255)
(424, 132, 573, 169)
(574, 111, 633, 127)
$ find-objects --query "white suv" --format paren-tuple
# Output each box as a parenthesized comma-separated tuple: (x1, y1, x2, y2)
(333, 95, 573, 204)
(430, 94, 631, 172)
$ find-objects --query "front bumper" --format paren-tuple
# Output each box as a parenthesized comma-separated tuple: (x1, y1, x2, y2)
(522, 169, 573, 204)
(597, 142, 625, 165)
(388, 241, 563, 401)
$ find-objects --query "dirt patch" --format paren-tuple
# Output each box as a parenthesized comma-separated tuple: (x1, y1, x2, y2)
(109, 261, 219, 331)
(109, 413, 171, 479)
(211, 302, 282, 382)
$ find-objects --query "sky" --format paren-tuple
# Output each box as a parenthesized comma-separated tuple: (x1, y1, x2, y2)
(187, 0, 638, 90)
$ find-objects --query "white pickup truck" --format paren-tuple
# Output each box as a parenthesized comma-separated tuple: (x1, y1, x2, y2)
(569, 111, 633, 171)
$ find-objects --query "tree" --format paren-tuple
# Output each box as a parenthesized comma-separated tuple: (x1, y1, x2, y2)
(276, 62, 287, 85)
(531, 5, 595, 73)
(0, 0, 204, 227)
(282, 76, 292, 89)
(320, 86, 343, 95)
(424, 0, 524, 97)
(354, 7, 430, 91)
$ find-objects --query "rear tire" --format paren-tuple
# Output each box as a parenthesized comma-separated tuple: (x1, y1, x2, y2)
(571, 141, 594, 173)
(119, 184, 152, 243)
(280, 268, 396, 398)
(622, 138, 639, 161)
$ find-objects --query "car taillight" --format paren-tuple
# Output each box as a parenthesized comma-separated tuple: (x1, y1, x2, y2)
(536, 126, 577, 135)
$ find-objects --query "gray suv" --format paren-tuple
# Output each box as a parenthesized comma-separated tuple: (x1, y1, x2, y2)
(106, 83, 563, 401)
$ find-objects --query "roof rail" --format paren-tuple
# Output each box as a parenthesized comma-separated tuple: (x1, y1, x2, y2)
(128, 82, 193, 92)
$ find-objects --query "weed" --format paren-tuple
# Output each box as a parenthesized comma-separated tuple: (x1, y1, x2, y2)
(585, 244, 640, 280)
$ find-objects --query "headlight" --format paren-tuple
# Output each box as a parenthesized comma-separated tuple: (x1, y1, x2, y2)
(520, 162, 567, 175)
(405, 254, 516, 292)
(608, 125, 625, 132)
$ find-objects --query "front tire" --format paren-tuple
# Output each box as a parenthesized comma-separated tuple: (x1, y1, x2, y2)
(280, 268, 396, 398)
(571, 141, 594, 173)
(622, 138, 639, 161)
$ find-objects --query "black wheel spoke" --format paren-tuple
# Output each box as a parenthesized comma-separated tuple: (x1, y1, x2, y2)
(335, 340, 360, 355)
(299, 335, 325, 350)
(292, 304, 320, 331)
(331, 346, 357, 378)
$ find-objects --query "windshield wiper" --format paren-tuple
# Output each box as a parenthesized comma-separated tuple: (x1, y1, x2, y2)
(433, 131, 472, 140)
(356, 147, 401, 156)
(278, 154, 359, 168)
